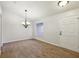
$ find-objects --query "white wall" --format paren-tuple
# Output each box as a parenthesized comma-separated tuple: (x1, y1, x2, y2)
(0, 5, 2, 55)
(2, 11, 33, 43)
(33, 8, 79, 52)
(33, 15, 60, 45)
(0, 15, 1, 55)
(0, 16, 1, 46)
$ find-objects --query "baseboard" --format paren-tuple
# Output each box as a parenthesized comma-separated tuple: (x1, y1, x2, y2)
(34, 37, 61, 47)
(34, 37, 79, 53)
(3, 38, 32, 44)
(3, 38, 33, 44)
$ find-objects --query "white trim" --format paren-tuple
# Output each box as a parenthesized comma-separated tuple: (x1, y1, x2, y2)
(35, 37, 61, 46)
(35, 37, 79, 53)
(3, 38, 32, 44)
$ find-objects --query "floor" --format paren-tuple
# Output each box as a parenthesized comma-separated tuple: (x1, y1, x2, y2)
(0, 39, 79, 58)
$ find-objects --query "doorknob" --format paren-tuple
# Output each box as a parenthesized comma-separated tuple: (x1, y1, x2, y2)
(59, 31, 62, 35)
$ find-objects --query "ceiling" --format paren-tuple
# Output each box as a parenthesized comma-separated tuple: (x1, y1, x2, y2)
(0, 1, 79, 20)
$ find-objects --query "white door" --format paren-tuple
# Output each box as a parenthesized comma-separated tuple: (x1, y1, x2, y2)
(59, 15, 79, 51)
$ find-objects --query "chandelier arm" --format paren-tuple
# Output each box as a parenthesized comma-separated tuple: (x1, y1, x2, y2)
(22, 9, 30, 28)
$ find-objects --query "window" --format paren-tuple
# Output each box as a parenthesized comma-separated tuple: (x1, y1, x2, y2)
(36, 23, 44, 36)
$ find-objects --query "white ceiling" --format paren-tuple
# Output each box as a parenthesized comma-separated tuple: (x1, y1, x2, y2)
(0, 1, 79, 20)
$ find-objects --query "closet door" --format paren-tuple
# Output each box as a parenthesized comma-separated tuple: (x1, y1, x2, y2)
(60, 15, 79, 51)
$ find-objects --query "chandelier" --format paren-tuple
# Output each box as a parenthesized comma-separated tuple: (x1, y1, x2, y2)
(22, 10, 30, 28)
(58, 1, 69, 7)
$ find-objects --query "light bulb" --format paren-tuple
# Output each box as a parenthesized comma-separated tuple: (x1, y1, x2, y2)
(26, 21, 31, 25)
(22, 22, 25, 25)
(22, 21, 31, 25)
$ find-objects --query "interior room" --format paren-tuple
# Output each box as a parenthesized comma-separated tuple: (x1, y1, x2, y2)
(0, 1, 79, 58)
